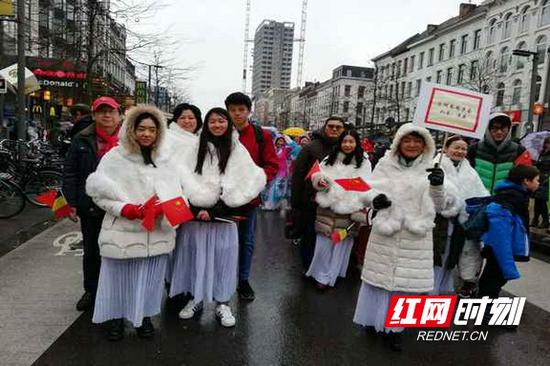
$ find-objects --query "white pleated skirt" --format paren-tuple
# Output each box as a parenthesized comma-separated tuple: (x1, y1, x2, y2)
(169, 221, 238, 303)
(92, 254, 168, 327)
(305, 234, 353, 287)
(353, 282, 407, 334)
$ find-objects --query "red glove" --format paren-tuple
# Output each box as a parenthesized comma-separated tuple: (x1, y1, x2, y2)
(121, 204, 144, 220)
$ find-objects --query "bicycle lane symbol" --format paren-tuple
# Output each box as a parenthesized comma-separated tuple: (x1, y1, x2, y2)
(53, 231, 84, 256)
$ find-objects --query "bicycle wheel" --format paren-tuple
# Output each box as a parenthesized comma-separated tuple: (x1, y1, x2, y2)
(0, 179, 26, 218)
(25, 170, 63, 206)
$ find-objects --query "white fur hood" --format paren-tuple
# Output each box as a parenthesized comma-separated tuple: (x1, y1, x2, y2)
(312, 152, 372, 214)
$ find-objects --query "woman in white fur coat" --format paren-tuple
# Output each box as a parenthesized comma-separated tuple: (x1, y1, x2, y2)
(433, 135, 489, 297)
(353, 123, 460, 351)
(169, 107, 266, 327)
(306, 129, 372, 288)
(86, 105, 182, 341)
(164, 103, 202, 287)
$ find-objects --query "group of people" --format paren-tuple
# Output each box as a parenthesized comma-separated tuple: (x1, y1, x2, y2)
(63, 92, 278, 340)
(63, 92, 542, 351)
(290, 113, 540, 351)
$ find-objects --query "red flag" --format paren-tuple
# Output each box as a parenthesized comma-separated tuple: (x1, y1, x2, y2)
(361, 138, 374, 153)
(161, 196, 193, 226)
(305, 160, 321, 181)
(36, 190, 57, 206)
(514, 150, 533, 166)
(141, 195, 158, 232)
(334, 177, 371, 192)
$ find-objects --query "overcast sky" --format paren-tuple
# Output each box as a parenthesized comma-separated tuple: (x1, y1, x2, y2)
(136, 0, 483, 111)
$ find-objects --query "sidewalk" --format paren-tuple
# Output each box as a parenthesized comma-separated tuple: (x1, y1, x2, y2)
(0, 219, 82, 366)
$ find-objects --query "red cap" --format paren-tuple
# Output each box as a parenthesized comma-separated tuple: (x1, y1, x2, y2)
(92, 96, 120, 112)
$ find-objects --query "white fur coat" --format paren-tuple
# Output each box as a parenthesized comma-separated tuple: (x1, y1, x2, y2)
(178, 138, 267, 209)
(86, 105, 180, 259)
(360, 123, 461, 293)
(311, 152, 372, 215)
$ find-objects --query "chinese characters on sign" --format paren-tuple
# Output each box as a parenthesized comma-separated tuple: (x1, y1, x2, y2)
(413, 83, 493, 139)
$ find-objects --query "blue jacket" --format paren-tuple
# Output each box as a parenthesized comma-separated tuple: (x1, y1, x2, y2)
(482, 180, 530, 280)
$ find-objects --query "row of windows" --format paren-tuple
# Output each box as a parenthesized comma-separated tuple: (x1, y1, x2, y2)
(487, 1, 550, 44)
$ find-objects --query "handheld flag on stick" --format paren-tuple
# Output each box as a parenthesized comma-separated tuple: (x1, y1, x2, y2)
(305, 160, 321, 181)
(161, 196, 193, 226)
(514, 150, 533, 166)
(334, 177, 371, 192)
(36, 190, 73, 219)
(141, 195, 158, 232)
(330, 222, 356, 245)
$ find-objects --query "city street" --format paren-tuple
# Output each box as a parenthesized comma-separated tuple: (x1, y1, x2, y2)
(1, 211, 549, 366)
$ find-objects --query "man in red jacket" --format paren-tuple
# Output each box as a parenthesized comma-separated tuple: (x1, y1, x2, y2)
(225, 92, 278, 301)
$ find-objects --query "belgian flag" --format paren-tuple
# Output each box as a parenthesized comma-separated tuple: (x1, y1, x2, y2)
(36, 190, 73, 219)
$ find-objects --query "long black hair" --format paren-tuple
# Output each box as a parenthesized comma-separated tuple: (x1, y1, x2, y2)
(171, 103, 203, 133)
(194, 107, 234, 175)
(134, 112, 160, 167)
(325, 129, 364, 168)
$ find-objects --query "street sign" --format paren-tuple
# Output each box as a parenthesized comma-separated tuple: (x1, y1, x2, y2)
(0, 77, 6, 94)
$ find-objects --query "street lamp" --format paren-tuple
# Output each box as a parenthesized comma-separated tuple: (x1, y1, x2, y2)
(512, 49, 539, 133)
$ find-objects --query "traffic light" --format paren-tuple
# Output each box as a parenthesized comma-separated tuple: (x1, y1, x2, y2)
(43, 90, 51, 101)
(533, 102, 544, 115)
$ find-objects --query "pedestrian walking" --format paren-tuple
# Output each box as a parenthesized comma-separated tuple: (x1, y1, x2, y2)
(532, 137, 550, 229)
(225, 92, 278, 301)
(291, 117, 346, 269)
(85, 105, 181, 340)
(261, 135, 296, 211)
(306, 129, 372, 288)
(353, 123, 460, 351)
(432, 135, 489, 297)
(169, 107, 266, 327)
(63, 96, 121, 312)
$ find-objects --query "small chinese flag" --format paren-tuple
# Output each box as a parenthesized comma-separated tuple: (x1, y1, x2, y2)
(36, 190, 58, 206)
(331, 228, 348, 244)
(305, 160, 321, 181)
(361, 138, 374, 153)
(514, 151, 533, 166)
(162, 196, 193, 227)
(37, 190, 72, 219)
(334, 177, 371, 192)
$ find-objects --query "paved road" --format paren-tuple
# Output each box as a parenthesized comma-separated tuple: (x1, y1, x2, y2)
(1, 212, 549, 366)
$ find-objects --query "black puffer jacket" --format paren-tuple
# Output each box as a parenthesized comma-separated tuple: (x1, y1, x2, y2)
(62, 123, 104, 217)
(291, 129, 337, 211)
(535, 151, 550, 201)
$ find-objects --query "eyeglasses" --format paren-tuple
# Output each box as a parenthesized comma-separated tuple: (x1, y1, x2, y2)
(489, 126, 509, 132)
(326, 124, 344, 131)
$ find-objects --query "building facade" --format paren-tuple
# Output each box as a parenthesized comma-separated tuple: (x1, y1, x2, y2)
(251, 20, 294, 98)
(371, 0, 550, 135)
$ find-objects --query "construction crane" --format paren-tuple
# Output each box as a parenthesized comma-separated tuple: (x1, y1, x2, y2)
(241, 0, 309, 93)
(242, 0, 252, 93)
(295, 0, 308, 88)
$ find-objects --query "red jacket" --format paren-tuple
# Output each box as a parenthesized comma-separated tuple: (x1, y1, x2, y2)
(238, 123, 279, 207)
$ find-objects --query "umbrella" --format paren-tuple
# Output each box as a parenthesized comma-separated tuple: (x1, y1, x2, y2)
(521, 131, 550, 161)
(282, 127, 306, 137)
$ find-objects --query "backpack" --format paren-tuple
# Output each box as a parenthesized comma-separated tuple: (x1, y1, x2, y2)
(252, 124, 265, 167)
(462, 196, 493, 241)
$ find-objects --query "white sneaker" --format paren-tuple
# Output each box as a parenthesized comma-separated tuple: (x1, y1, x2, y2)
(215, 304, 236, 327)
(179, 299, 203, 319)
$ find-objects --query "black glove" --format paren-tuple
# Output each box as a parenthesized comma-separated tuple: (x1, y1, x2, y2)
(427, 167, 444, 186)
(372, 194, 392, 210)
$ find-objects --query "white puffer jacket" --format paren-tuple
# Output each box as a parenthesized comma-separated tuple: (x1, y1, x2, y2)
(311, 152, 372, 215)
(85, 105, 181, 260)
(179, 137, 267, 209)
(361, 123, 461, 293)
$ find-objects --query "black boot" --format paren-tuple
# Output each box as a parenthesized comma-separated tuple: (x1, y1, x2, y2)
(238, 280, 256, 301)
(136, 317, 154, 338)
(76, 292, 95, 311)
(384, 332, 403, 352)
(106, 319, 124, 341)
